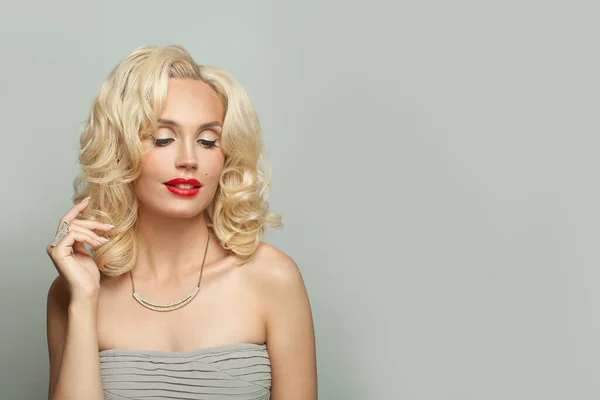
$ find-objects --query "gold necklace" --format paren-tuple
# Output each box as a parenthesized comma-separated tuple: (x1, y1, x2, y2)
(130, 229, 210, 312)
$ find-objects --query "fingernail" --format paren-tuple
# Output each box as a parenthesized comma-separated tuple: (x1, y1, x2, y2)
(99, 237, 110, 243)
(105, 224, 116, 228)
(82, 196, 91, 203)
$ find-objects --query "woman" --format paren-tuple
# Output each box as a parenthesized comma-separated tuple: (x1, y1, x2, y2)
(45, 45, 317, 400)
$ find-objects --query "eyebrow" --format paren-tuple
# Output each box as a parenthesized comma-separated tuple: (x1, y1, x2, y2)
(157, 119, 223, 131)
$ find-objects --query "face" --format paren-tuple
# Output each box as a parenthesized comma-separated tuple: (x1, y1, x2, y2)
(133, 78, 225, 219)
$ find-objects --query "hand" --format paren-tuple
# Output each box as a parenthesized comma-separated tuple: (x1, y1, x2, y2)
(46, 197, 114, 301)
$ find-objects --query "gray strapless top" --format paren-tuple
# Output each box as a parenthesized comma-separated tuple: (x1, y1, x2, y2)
(99, 342, 271, 400)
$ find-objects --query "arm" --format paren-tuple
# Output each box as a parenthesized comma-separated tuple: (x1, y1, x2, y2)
(46, 275, 104, 400)
(263, 251, 318, 399)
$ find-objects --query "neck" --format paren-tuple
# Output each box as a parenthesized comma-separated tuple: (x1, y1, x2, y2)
(133, 208, 215, 284)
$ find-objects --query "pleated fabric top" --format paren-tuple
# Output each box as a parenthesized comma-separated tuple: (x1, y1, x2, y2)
(99, 342, 271, 400)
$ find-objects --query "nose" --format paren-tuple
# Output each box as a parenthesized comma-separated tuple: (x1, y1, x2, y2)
(175, 141, 198, 170)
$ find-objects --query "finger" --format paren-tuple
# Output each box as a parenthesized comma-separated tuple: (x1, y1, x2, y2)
(68, 225, 111, 243)
(57, 197, 91, 230)
(69, 219, 116, 232)
(73, 240, 91, 256)
(72, 236, 108, 256)
(49, 229, 107, 256)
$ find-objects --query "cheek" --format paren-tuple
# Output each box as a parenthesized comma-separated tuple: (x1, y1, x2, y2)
(139, 154, 165, 180)
(133, 154, 164, 191)
(201, 152, 225, 179)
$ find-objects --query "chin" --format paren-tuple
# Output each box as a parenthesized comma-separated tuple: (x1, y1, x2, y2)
(137, 200, 207, 220)
(162, 205, 207, 219)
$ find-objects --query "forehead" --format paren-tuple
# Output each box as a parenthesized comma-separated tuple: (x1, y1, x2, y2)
(160, 78, 224, 123)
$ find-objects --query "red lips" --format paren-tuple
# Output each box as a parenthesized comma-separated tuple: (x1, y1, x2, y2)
(163, 178, 202, 197)
(164, 178, 202, 187)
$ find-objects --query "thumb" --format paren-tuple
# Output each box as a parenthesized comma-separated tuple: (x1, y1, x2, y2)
(72, 241, 91, 256)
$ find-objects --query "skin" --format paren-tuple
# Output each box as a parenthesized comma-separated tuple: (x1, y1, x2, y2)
(47, 78, 317, 399)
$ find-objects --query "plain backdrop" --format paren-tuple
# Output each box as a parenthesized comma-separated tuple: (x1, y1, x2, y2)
(0, 1, 598, 399)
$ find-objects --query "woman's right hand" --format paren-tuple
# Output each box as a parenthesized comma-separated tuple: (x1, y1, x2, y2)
(46, 197, 114, 302)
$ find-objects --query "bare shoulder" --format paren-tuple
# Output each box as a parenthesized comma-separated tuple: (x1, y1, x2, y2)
(245, 242, 306, 290)
(245, 242, 318, 398)
(47, 274, 70, 311)
(46, 275, 70, 345)
(242, 241, 311, 327)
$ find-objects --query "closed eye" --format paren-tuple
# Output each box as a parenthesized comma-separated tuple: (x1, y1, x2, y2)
(151, 137, 219, 148)
(152, 138, 173, 146)
(199, 139, 218, 148)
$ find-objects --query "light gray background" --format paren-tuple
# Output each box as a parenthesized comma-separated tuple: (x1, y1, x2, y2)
(0, 1, 598, 399)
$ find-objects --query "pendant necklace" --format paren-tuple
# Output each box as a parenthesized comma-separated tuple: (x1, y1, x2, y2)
(130, 229, 210, 312)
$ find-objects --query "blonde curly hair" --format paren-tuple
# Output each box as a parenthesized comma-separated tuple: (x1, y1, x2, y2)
(72, 44, 282, 277)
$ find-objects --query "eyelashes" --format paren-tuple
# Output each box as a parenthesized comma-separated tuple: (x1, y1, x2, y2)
(152, 138, 218, 148)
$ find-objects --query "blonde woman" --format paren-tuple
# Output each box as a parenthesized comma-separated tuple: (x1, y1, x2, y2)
(45, 45, 317, 400)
